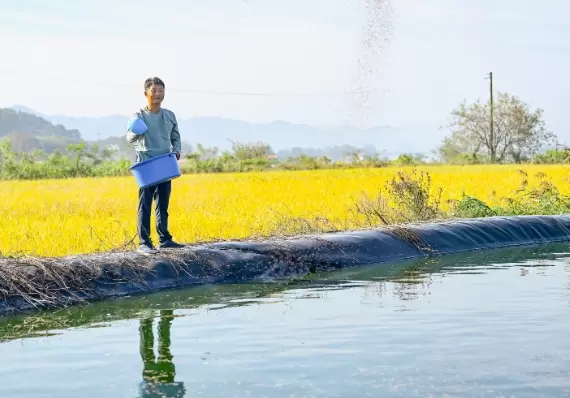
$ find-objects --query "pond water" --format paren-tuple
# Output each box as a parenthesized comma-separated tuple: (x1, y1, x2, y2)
(1, 244, 570, 397)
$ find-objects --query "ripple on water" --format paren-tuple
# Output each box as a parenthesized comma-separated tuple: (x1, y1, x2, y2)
(1, 247, 570, 397)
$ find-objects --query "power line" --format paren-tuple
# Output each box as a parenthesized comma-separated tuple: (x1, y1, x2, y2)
(1, 68, 378, 97)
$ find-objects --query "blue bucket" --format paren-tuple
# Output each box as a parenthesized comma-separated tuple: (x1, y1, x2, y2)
(129, 152, 181, 189)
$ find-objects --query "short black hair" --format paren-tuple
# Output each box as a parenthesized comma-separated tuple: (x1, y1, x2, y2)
(144, 77, 165, 91)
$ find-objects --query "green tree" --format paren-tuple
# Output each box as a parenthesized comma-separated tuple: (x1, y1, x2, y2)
(439, 92, 556, 163)
(230, 140, 273, 160)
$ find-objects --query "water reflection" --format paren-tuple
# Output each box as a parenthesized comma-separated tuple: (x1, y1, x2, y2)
(1, 242, 569, 344)
(138, 310, 186, 398)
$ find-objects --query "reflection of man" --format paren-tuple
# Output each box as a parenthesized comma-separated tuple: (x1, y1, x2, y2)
(138, 310, 186, 398)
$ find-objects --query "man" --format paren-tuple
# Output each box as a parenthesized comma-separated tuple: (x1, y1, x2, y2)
(126, 77, 185, 254)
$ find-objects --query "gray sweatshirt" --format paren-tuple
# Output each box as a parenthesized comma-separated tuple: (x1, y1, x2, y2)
(126, 107, 182, 163)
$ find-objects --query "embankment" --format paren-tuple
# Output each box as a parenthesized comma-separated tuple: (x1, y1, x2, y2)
(1, 214, 570, 317)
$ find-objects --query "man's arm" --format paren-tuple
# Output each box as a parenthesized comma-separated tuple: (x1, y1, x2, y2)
(126, 113, 142, 144)
(170, 112, 182, 157)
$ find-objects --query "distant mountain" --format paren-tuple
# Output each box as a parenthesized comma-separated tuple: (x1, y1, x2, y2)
(8, 105, 445, 156)
(10, 105, 41, 116)
(0, 107, 82, 153)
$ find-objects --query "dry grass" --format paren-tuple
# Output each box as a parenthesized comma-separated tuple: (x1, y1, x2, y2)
(0, 253, 146, 310)
(0, 249, 222, 311)
(1, 164, 570, 257)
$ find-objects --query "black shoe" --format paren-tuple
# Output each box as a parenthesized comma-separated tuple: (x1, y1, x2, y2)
(158, 240, 185, 249)
(137, 244, 158, 255)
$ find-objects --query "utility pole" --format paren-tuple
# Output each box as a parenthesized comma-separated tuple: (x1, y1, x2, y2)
(488, 72, 494, 145)
(485, 72, 495, 161)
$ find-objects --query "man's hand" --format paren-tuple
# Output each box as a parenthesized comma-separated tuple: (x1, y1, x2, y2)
(175, 152, 181, 160)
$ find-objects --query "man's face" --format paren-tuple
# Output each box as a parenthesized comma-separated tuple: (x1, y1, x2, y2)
(145, 83, 165, 105)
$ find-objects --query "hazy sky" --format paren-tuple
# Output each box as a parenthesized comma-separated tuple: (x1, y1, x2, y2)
(1, 0, 569, 135)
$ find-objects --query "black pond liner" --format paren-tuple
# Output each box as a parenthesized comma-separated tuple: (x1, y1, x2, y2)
(1, 214, 570, 316)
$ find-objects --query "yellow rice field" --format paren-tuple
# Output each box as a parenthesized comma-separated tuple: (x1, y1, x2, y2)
(1, 164, 570, 257)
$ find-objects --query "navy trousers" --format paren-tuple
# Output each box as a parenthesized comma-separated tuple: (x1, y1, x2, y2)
(137, 180, 173, 246)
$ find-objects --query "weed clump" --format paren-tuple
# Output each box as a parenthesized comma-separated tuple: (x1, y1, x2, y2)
(354, 168, 444, 225)
(354, 167, 570, 226)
